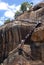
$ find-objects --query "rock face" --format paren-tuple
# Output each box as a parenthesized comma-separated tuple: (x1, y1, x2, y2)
(0, 2, 44, 64)
(31, 26, 44, 42)
(0, 21, 34, 63)
(16, 2, 44, 23)
(15, 2, 44, 61)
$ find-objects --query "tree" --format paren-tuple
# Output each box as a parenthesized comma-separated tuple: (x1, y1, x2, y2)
(4, 19, 10, 24)
(15, 11, 21, 19)
(20, 2, 32, 12)
(14, 2, 33, 19)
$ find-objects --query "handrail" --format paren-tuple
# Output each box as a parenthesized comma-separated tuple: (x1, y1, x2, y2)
(8, 21, 41, 61)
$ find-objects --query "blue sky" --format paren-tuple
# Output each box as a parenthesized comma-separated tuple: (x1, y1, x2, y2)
(0, 0, 43, 25)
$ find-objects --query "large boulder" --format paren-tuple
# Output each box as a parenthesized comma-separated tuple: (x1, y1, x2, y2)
(31, 26, 44, 42)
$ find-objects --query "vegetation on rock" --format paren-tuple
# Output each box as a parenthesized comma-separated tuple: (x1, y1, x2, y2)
(15, 2, 32, 19)
(20, 2, 32, 12)
(4, 19, 10, 24)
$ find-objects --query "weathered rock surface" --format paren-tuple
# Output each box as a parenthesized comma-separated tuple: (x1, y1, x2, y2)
(0, 2, 44, 65)
(16, 2, 44, 23)
(31, 26, 44, 42)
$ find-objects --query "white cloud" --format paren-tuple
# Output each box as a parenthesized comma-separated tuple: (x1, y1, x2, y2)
(0, 21, 4, 25)
(0, 1, 21, 25)
(4, 4, 21, 19)
(32, 0, 43, 5)
(0, 1, 21, 11)
(0, 16, 6, 25)
(8, 5, 16, 10)
(4, 10, 14, 19)
(0, 2, 8, 10)
(0, 16, 5, 20)
(16, 5, 21, 11)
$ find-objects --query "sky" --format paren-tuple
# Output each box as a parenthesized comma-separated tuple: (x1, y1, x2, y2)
(0, 0, 43, 25)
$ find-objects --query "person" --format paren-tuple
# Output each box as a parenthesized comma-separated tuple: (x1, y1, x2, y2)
(18, 40, 24, 55)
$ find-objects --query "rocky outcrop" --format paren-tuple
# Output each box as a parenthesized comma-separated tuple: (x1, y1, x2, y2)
(31, 26, 44, 42)
(0, 2, 44, 64)
(16, 2, 44, 23)
(15, 2, 44, 61)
